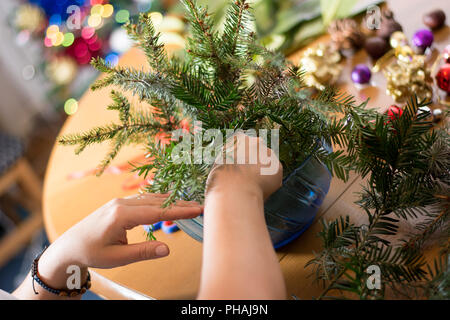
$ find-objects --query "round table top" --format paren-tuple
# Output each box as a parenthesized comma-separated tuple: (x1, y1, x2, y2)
(43, 0, 449, 300)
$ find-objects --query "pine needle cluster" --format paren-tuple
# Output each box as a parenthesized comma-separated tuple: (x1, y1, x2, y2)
(307, 98, 449, 299)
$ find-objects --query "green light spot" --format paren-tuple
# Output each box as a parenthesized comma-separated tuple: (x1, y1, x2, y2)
(62, 33, 75, 47)
(115, 10, 130, 24)
(64, 98, 78, 115)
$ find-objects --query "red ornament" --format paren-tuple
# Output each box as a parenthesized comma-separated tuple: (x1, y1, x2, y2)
(386, 105, 403, 121)
(436, 63, 450, 93)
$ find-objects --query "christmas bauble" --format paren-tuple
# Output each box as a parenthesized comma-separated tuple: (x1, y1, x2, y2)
(386, 105, 403, 121)
(436, 63, 450, 93)
(412, 29, 434, 50)
(351, 64, 371, 84)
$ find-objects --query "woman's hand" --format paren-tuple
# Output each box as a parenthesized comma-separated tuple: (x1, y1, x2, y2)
(206, 133, 283, 200)
(13, 193, 202, 299)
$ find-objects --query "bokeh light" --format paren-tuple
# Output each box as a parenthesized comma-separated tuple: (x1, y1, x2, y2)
(64, 98, 78, 115)
(54, 32, 64, 46)
(91, 4, 104, 16)
(115, 10, 130, 24)
(81, 27, 95, 40)
(102, 4, 114, 18)
(137, 0, 153, 12)
(22, 65, 35, 80)
(49, 14, 61, 26)
(105, 52, 119, 67)
(149, 12, 163, 27)
(46, 24, 59, 37)
(44, 37, 53, 47)
(16, 30, 30, 46)
(88, 14, 102, 28)
(62, 32, 75, 47)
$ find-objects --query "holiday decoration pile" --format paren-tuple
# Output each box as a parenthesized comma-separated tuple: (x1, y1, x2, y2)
(301, 6, 449, 113)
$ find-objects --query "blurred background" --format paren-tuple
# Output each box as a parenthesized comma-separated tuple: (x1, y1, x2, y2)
(0, 0, 391, 299)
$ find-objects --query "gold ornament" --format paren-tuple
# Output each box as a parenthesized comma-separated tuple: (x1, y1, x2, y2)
(389, 31, 408, 49)
(14, 4, 45, 33)
(300, 43, 343, 90)
(46, 56, 78, 86)
(384, 53, 432, 102)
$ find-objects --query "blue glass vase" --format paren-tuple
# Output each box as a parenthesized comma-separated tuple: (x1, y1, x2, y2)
(174, 154, 332, 249)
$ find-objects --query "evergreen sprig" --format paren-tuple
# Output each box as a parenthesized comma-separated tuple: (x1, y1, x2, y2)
(307, 97, 450, 299)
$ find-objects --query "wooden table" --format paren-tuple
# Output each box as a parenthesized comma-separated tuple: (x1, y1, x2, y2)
(43, 0, 449, 299)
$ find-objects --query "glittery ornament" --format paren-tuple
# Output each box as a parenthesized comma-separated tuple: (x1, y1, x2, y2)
(328, 18, 365, 52)
(389, 31, 408, 49)
(300, 43, 343, 90)
(384, 53, 432, 102)
(412, 29, 434, 50)
(14, 4, 45, 33)
(351, 64, 371, 84)
(435, 63, 450, 93)
(386, 105, 403, 120)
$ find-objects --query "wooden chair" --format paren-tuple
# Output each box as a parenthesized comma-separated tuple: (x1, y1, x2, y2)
(0, 132, 42, 268)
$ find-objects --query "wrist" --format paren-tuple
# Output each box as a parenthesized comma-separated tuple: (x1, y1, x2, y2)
(207, 166, 264, 199)
(37, 244, 88, 291)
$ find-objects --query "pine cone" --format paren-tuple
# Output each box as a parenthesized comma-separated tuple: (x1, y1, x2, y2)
(328, 18, 365, 52)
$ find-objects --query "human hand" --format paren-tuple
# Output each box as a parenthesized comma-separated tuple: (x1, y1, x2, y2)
(206, 133, 282, 200)
(37, 193, 202, 290)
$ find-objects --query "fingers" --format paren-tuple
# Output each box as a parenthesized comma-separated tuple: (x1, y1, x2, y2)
(120, 193, 170, 206)
(106, 241, 171, 266)
(119, 193, 202, 207)
(120, 204, 203, 229)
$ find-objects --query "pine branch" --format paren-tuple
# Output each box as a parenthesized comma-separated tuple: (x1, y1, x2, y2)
(124, 13, 170, 73)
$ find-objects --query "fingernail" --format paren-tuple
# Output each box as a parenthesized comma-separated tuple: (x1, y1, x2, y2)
(155, 245, 169, 257)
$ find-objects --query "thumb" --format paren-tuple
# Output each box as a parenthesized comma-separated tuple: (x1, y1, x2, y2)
(111, 241, 170, 265)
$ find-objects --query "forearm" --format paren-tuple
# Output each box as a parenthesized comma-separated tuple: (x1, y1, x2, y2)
(198, 178, 286, 299)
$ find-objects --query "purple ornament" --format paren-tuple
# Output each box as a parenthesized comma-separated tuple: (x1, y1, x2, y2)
(351, 64, 371, 84)
(412, 29, 434, 49)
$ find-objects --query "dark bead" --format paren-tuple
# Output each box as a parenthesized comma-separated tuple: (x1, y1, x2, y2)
(364, 36, 390, 60)
(423, 9, 446, 30)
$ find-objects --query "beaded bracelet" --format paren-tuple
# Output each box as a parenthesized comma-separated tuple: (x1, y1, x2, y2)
(31, 246, 91, 297)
